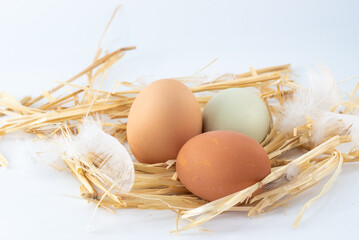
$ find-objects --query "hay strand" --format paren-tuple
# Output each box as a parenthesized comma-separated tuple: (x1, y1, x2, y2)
(0, 34, 358, 234)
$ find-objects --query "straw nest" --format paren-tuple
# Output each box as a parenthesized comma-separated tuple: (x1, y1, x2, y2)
(1, 9, 359, 233)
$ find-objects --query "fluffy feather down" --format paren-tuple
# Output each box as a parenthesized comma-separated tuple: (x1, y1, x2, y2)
(279, 64, 342, 133)
(312, 111, 359, 148)
(62, 119, 135, 194)
(265, 163, 300, 190)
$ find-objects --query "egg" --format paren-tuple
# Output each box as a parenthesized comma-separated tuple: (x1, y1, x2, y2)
(176, 130, 270, 201)
(202, 88, 270, 143)
(127, 79, 202, 164)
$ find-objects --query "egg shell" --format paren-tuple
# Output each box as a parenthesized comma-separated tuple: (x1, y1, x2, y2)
(127, 79, 202, 164)
(202, 88, 270, 143)
(176, 130, 270, 201)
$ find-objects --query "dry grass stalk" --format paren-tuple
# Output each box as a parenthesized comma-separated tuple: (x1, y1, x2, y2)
(176, 136, 348, 231)
(0, 152, 8, 168)
(1, 34, 358, 232)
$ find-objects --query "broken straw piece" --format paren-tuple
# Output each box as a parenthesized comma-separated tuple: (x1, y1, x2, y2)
(0, 152, 8, 168)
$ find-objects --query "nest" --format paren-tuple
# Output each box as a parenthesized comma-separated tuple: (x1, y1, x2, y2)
(1, 9, 359, 233)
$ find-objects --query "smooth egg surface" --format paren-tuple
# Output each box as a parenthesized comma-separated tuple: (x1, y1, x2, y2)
(176, 130, 270, 201)
(202, 88, 270, 143)
(127, 79, 202, 163)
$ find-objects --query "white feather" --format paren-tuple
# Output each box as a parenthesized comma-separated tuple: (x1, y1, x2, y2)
(279, 64, 342, 133)
(62, 118, 135, 194)
(312, 111, 359, 148)
(265, 163, 300, 190)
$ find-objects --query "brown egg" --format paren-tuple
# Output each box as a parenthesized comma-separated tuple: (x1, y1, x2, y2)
(176, 130, 270, 201)
(127, 79, 202, 164)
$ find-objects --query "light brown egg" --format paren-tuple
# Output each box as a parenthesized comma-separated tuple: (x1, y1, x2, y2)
(127, 79, 202, 164)
(176, 130, 270, 201)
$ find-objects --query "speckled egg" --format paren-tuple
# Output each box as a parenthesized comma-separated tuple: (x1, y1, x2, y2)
(176, 130, 270, 201)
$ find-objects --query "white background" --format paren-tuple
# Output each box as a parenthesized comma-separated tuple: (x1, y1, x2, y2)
(1, 0, 359, 239)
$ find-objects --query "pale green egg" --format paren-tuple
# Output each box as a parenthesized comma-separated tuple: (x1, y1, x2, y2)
(202, 88, 270, 143)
